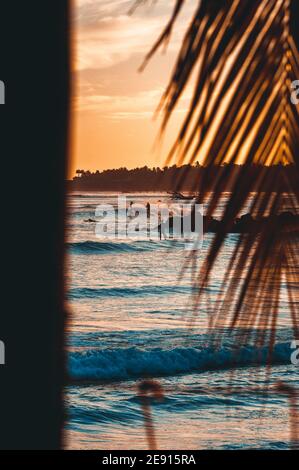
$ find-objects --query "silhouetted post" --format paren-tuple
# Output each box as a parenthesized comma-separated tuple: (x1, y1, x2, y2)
(138, 381, 164, 450)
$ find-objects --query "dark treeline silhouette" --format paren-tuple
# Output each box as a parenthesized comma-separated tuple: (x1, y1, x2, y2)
(69, 163, 296, 192)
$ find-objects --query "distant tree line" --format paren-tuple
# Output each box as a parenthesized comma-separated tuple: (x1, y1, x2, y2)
(68, 163, 296, 192)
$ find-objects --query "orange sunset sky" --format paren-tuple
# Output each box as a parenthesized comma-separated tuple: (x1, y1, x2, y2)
(70, 0, 195, 178)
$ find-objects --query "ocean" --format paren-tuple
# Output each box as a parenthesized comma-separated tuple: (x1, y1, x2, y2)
(64, 192, 299, 450)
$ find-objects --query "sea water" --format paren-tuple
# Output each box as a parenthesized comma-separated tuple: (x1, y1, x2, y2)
(64, 192, 299, 449)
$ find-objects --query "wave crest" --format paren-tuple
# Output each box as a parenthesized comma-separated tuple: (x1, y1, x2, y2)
(68, 342, 291, 382)
(67, 240, 169, 254)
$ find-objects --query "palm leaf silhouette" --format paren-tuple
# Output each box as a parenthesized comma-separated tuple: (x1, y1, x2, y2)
(138, 0, 299, 352)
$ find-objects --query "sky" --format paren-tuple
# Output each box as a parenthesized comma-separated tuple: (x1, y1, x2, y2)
(70, 0, 195, 177)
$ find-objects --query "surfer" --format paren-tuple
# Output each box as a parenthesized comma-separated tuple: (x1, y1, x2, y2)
(146, 202, 150, 219)
(127, 201, 134, 218)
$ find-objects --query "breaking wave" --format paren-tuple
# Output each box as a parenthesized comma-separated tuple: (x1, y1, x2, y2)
(68, 342, 291, 382)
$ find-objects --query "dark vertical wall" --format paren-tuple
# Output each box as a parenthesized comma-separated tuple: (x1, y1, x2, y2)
(0, 1, 70, 449)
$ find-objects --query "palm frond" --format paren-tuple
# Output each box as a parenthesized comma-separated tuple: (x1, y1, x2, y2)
(139, 0, 299, 351)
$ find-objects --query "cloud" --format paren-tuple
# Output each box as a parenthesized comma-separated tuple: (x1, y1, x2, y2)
(75, 85, 192, 122)
(75, 15, 164, 70)
(75, 87, 162, 116)
(73, 0, 195, 131)
(74, 0, 194, 71)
